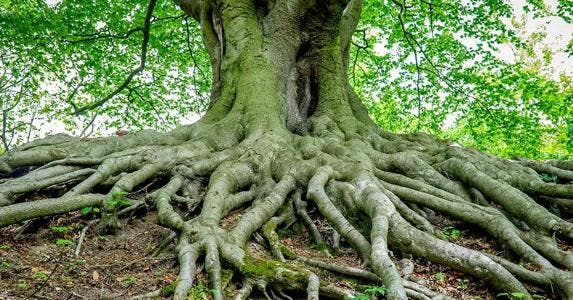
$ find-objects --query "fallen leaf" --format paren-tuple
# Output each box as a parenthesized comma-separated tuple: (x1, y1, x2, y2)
(92, 270, 99, 281)
(163, 274, 176, 283)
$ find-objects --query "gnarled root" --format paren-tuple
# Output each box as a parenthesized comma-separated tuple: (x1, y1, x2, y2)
(1, 119, 572, 299)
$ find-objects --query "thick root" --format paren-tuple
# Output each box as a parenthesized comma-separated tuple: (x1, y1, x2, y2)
(0, 120, 572, 299)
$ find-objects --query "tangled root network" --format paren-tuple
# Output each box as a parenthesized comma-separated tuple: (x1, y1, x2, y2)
(1, 116, 572, 300)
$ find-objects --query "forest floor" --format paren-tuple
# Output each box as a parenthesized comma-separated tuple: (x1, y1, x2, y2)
(0, 207, 559, 300)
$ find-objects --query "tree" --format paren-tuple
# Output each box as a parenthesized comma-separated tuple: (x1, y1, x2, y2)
(1, 0, 572, 299)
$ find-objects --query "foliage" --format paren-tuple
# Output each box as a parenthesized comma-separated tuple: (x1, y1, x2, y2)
(434, 272, 446, 283)
(0, 259, 10, 269)
(125, 276, 138, 285)
(0, 0, 571, 159)
(441, 225, 461, 240)
(187, 282, 217, 300)
(0, 0, 211, 147)
(32, 271, 49, 281)
(54, 238, 73, 246)
(49, 225, 73, 233)
(350, 285, 388, 299)
(106, 191, 132, 208)
(16, 280, 28, 289)
(540, 172, 558, 183)
(0, 244, 13, 250)
(356, 0, 573, 159)
(364, 285, 388, 296)
(310, 242, 335, 253)
(161, 280, 178, 297)
(456, 278, 469, 289)
(80, 206, 98, 215)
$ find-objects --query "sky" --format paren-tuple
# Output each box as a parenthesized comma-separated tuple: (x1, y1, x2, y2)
(504, 0, 573, 76)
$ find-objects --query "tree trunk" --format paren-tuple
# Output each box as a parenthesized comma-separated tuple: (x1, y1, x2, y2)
(1, 1, 572, 299)
(177, 0, 373, 135)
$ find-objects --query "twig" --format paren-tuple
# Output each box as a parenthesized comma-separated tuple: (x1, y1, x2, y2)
(75, 219, 98, 256)
(73, 0, 158, 115)
(152, 231, 177, 257)
(26, 253, 63, 299)
(75, 200, 145, 256)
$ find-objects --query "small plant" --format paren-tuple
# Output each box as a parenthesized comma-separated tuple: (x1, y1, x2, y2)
(16, 280, 28, 289)
(349, 285, 387, 300)
(62, 275, 74, 284)
(310, 243, 334, 253)
(497, 292, 527, 299)
(161, 280, 178, 297)
(442, 226, 461, 239)
(1, 260, 10, 269)
(80, 206, 99, 215)
(106, 191, 132, 208)
(50, 225, 73, 233)
(0, 244, 13, 250)
(434, 272, 446, 283)
(364, 285, 387, 297)
(540, 173, 558, 183)
(188, 282, 212, 300)
(55, 239, 74, 246)
(33, 271, 49, 281)
(456, 278, 469, 289)
(125, 276, 137, 285)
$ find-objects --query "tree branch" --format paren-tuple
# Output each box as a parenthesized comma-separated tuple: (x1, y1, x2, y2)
(64, 27, 144, 44)
(390, 0, 497, 126)
(392, 0, 424, 127)
(73, 0, 158, 115)
(62, 14, 184, 44)
(340, 0, 363, 53)
(175, 0, 202, 20)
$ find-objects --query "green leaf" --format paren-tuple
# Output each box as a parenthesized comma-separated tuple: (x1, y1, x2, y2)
(54, 239, 74, 246)
(49, 225, 73, 233)
(80, 206, 93, 215)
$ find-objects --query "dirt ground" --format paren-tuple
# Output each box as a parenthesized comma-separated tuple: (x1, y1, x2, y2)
(0, 210, 556, 300)
(0, 211, 177, 300)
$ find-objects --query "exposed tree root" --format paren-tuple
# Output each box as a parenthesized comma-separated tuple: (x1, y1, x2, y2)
(1, 117, 572, 300)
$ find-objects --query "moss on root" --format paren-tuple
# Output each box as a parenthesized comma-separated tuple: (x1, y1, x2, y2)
(241, 256, 309, 285)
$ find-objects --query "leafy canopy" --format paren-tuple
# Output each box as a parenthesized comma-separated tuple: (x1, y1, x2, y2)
(0, 0, 571, 159)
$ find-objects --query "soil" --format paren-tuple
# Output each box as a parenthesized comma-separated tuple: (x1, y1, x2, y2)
(0, 210, 555, 300)
(0, 211, 177, 300)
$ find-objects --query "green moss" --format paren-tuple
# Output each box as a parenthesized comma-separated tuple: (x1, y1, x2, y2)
(279, 245, 296, 259)
(221, 269, 234, 289)
(240, 256, 308, 285)
(241, 256, 281, 278)
(262, 221, 276, 234)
